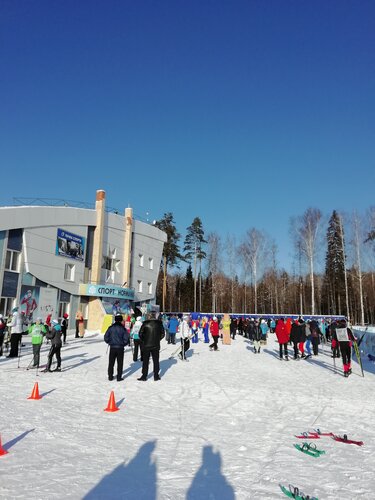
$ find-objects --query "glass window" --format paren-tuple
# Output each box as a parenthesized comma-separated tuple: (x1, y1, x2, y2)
(137, 280, 143, 293)
(149, 258, 154, 270)
(64, 263, 75, 281)
(0, 297, 15, 317)
(7, 229, 23, 251)
(148, 282, 152, 294)
(139, 254, 144, 267)
(5, 250, 20, 272)
(1, 271, 19, 297)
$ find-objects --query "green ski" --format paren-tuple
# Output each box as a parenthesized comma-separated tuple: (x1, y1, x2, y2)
(294, 442, 325, 458)
(353, 340, 364, 377)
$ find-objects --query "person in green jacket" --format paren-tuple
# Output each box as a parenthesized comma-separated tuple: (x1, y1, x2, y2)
(28, 318, 47, 367)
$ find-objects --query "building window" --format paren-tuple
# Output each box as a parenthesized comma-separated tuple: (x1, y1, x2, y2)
(148, 282, 153, 295)
(137, 280, 143, 293)
(5, 250, 20, 272)
(0, 297, 15, 317)
(139, 254, 144, 267)
(64, 263, 75, 282)
(149, 257, 154, 270)
(1, 272, 19, 298)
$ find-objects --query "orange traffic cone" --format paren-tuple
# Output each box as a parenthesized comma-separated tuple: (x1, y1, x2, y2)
(28, 382, 42, 400)
(104, 390, 119, 412)
(0, 434, 9, 456)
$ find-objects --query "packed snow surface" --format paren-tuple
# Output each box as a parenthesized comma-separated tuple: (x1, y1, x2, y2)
(1, 331, 374, 499)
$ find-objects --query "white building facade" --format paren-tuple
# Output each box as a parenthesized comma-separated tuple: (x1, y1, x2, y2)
(0, 190, 166, 331)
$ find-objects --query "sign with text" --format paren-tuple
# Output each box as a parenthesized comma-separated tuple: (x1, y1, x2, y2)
(56, 228, 85, 262)
(79, 283, 135, 301)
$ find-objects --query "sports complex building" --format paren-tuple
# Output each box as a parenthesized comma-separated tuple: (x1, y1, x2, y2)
(0, 190, 166, 332)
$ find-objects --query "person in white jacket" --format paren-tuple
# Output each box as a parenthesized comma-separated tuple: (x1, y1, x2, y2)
(8, 307, 24, 358)
(178, 315, 191, 361)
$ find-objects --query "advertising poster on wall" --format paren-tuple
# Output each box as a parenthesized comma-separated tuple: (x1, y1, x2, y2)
(39, 288, 58, 319)
(56, 228, 85, 262)
(102, 298, 133, 316)
(20, 285, 40, 323)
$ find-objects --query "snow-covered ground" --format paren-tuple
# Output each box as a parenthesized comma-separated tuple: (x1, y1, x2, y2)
(1, 330, 374, 500)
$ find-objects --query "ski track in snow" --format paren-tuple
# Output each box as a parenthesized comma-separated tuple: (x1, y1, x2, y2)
(1, 332, 374, 499)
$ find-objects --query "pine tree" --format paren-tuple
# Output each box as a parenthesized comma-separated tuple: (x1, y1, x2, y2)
(155, 213, 184, 312)
(183, 217, 207, 312)
(324, 210, 346, 315)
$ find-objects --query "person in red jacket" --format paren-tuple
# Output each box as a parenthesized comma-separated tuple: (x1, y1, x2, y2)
(275, 318, 289, 360)
(209, 316, 220, 351)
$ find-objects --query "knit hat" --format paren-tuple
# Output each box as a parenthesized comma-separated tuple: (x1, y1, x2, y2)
(12, 307, 18, 313)
(115, 314, 123, 323)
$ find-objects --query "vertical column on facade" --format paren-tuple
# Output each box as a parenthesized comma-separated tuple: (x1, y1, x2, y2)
(122, 207, 133, 289)
(87, 190, 106, 330)
(91, 190, 106, 284)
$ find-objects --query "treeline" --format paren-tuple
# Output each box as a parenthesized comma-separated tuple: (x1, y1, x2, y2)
(155, 208, 375, 325)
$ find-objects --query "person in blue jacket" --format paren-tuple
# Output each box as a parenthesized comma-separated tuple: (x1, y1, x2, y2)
(104, 314, 130, 382)
(168, 314, 179, 344)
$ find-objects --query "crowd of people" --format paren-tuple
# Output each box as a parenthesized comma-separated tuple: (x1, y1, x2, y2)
(0, 307, 358, 380)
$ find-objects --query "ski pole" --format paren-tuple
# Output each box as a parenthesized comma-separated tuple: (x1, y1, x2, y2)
(17, 337, 22, 369)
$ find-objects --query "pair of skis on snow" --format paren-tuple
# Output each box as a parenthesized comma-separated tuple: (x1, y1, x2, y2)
(295, 430, 364, 446)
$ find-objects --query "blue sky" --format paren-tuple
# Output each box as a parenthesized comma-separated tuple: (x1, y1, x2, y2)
(1, 0, 374, 271)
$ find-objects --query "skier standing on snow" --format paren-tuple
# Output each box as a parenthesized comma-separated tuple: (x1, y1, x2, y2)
(104, 314, 130, 381)
(45, 319, 63, 372)
(178, 315, 191, 360)
(275, 318, 289, 360)
(252, 319, 263, 353)
(137, 313, 165, 381)
(209, 316, 220, 351)
(131, 316, 143, 362)
(28, 317, 47, 367)
(202, 316, 209, 343)
(230, 317, 237, 340)
(336, 318, 357, 377)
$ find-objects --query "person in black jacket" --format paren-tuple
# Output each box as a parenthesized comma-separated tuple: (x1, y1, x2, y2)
(137, 313, 165, 381)
(61, 313, 68, 344)
(104, 314, 130, 381)
(44, 320, 63, 372)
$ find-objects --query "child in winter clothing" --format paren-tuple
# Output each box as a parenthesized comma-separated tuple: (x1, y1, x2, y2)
(45, 320, 63, 372)
(178, 316, 191, 360)
(28, 318, 47, 367)
(131, 316, 143, 362)
(209, 317, 220, 351)
(336, 319, 357, 377)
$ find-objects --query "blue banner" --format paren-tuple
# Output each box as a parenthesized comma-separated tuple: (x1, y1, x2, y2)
(56, 228, 85, 261)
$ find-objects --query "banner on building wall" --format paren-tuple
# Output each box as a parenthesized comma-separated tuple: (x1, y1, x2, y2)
(38, 288, 58, 320)
(79, 283, 135, 300)
(101, 298, 133, 315)
(20, 285, 40, 323)
(56, 228, 85, 262)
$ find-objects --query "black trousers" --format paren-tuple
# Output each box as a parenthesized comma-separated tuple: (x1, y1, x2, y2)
(108, 347, 124, 380)
(293, 341, 299, 358)
(312, 337, 319, 355)
(0, 331, 5, 355)
(279, 343, 288, 358)
(47, 345, 61, 370)
(209, 336, 219, 350)
(340, 342, 351, 366)
(62, 329, 67, 344)
(133, 339, 143, 362)
(32, 344, 42, 366)
(142, 348, 160, 379)
(9, 333, 22, 357)
(180, 338, 190, 359)
(75, 320, 79, 338)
